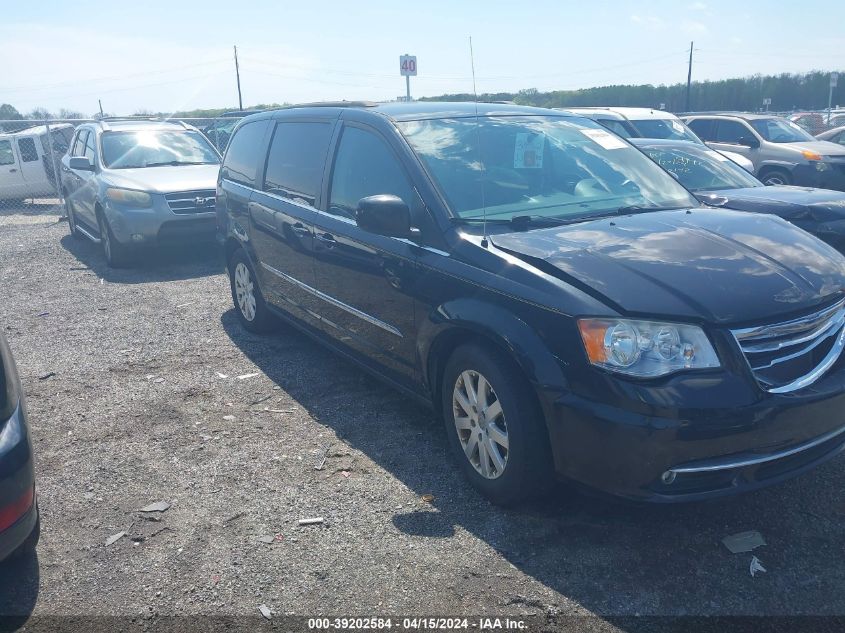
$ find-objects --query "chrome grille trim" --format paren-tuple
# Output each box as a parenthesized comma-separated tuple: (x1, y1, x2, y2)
(165, 189, 216, 215)
(732, 299, 845, 394)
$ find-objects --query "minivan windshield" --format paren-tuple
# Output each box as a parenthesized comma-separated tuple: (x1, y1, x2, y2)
(638, 143, 763, 192)
(398, 116, 699, 222)
(750, 118, 816, 143)
(101, 130, 220, 169)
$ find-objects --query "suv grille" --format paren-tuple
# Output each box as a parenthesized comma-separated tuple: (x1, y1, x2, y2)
(732, 299, 845, 393)
(165, 190, 216, 215)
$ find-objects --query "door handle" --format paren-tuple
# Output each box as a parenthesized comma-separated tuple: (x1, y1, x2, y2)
(315, 233, 337, 247)
(291, 223, 311, 238)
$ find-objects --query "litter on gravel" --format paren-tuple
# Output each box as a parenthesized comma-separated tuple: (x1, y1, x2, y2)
(38, 372, 56, 380)
(237, 372, 260, 380)
(421, 494, 435, 503)
(216, 372, 228, 379)
(298, 517, 325, 526)
(722, 530, 766, 553)
(105, 531, 126, 546)
(139, 501, 171, 513)
(257, 535, 275, 544)
(258, 604, 272, 620)
(750, 556, 767, 577)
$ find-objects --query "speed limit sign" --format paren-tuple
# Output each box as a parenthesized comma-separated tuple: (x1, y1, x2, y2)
(400, 55, 417, 76)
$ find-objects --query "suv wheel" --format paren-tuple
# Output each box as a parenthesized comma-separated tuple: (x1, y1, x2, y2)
(9, 514, 39, 561)
(228, 249, 276, 333)
(64, 194, 79, 237)
(760, 169, 792, 186)
(441, 344, 553, 505)
(97, 210, 131, 268)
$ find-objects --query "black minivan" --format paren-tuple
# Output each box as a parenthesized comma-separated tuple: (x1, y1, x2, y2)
(218, 102, 845, 505)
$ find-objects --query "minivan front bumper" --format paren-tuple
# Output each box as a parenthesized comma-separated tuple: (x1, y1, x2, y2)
(547, 362, 845, 502)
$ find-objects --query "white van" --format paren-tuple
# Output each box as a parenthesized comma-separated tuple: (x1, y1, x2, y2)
(0, 124, 74, 201)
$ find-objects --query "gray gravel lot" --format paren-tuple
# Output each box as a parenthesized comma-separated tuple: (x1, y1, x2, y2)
(1, 202, 844, 630)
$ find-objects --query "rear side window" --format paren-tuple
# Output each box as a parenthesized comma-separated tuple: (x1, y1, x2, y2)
(263, 121, 333, 206)
(687, 119, 715, 141)
(17, 137, 38, 162)
(0, 140, 14, 165)
(84, 132, 96, 161)
(328, 126, 417, 218)
(223, 120, 270, 187)
(714, 120, 749, 144)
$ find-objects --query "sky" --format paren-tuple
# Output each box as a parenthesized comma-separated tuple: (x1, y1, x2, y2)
(2, 0, 844, 116)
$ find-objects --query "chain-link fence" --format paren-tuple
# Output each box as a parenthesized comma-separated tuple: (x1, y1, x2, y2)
(0, 116, 239, 215)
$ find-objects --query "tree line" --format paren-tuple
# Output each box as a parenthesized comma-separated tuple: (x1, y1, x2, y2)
(420, 70, 844, 113)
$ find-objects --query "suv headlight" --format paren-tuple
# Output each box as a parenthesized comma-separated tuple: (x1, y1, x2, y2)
(578, 318, 720, 377)
(106, 187, 152, 207)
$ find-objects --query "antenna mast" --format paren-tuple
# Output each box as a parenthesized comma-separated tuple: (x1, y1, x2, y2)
(469, 36, 488, 248)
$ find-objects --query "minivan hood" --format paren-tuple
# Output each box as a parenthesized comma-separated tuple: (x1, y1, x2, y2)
(700, 186, 845, 222)
(490, 208, 845, 324)
(103, 164, 220, 193)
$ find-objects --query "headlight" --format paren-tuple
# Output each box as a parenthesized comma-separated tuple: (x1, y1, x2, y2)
(106, 187, 152, 207)
(578, 318, 720, 377)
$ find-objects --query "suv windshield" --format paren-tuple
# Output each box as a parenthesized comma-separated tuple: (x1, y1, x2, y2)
(630, 119, 701, 143)
(750, 118, 816, 143)
(398, 116, 698, 222)
(101, 130, 220, 169)
(639, 143, 762, 192)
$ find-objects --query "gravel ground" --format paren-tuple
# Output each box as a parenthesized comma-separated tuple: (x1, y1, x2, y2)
(1, 202, 844, 631)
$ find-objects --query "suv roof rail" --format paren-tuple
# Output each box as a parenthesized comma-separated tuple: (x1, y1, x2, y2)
(285, 101, 379, 109)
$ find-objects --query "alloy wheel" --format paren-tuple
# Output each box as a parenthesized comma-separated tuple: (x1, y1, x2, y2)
(234, 262, 257, 322)
(452, 369, 509, 479)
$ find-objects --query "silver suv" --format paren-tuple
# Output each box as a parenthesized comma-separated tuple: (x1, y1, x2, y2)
(684, 113, 845, 189)
(60, 119, 221, 267)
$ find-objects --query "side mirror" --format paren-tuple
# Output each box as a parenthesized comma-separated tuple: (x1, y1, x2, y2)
(69, 156, 94, 171)
(738, 136, 760, 149)
(356, 195, 412, 238)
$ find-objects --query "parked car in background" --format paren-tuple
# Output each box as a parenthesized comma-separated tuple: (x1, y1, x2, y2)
(634, 138, 845, 252)
(817, 126, 845, 146)
(825, 114, 845, 129)
(0, 332, 39, 563)
(685, 113, 845, 189)
(567, 107, 754, 171)
(202, 110, 264, 152)
(220, 102, 845, 505)
(0, 124, 74, 201)
(789, 112, 828, 135)
(61, 119, 222, 267)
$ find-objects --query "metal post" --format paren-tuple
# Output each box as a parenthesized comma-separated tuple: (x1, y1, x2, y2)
(234, 45, 243, 111)
(405, 75, 411, 102)
(685, 41, 693, 113)
(828, 78, 834, 125)
(43, 120, 64, 218)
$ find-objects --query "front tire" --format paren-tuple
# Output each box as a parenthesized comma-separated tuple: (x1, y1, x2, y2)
(228, 249, 276, 333)
(760, 168, 792, 186)
(441, 344, 553, 506)
(97, 210, 132, 268)
(64, 193, 79, 238)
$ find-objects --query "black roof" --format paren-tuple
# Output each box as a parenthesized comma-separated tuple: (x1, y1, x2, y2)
(686, 112, 783, 121)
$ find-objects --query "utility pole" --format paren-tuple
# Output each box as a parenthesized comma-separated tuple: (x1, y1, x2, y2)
(829, 72, 839, 124)
(685, 41, 693, 113)
(98, 99, 104, 118)
(234, 45, 243, 111)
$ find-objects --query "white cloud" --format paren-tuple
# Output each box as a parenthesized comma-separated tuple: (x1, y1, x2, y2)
(681, 20, 709, 34)
(630, 14, 666, 29)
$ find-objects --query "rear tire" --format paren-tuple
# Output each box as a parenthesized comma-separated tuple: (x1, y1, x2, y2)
(228, 249, 276, 333)
(759, 168, 792, 186)
(9, 514, 39, 561)
(97, 209, 132, 268)
(441, 343, 553, 506)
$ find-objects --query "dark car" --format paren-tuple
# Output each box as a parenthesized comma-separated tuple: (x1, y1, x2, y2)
(633, 138, 845, 252)
(0, 333, 38, 562)
(218, 102, 845, 505)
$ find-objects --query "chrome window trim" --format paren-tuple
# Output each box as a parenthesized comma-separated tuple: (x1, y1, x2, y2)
(260, 262, 403, 338)
(669, 423, 845, 474)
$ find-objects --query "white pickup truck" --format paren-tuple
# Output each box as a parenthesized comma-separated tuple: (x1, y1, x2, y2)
(0, 124, 74, 201)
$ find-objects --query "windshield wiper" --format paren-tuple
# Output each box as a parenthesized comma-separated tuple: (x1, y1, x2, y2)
(452, 215, 569, 229)
(144, 160, 217, 167)
(615, 204, 686, 215)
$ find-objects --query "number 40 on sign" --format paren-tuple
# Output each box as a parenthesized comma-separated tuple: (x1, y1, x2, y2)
(400, 55, 417, 76)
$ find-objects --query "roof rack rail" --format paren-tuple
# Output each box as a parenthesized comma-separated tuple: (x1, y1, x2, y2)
(285, 101, 379, 109)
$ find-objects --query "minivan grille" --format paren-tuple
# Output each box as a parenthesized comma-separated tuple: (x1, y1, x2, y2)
(732, 299, 845, 393)
(165, 190, 216, 215)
